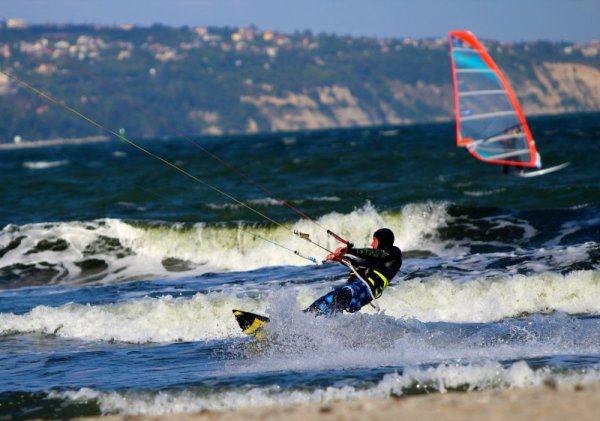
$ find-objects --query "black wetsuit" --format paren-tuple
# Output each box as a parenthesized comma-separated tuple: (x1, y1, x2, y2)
(305, 244, 403, 317)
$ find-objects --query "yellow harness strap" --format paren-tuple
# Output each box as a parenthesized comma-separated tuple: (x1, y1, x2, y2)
(367, 269, 389, 298)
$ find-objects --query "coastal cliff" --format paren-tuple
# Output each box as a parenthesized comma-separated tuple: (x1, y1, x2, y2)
(237, 62, 600, 132)
(1, 23, 599, 141)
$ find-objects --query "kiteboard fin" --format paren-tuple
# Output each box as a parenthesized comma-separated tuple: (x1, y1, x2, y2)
(232, 309, 270, 336)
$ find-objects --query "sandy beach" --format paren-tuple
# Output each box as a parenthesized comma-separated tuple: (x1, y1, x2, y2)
(77, 382, 600, 421)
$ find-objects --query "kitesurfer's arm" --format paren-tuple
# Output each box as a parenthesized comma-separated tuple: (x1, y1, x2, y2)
(326, 245, 348, 261)
(343, 247, 390, 266)
(327, 245, 389, 266)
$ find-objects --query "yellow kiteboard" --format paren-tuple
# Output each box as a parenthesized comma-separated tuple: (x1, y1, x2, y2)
(232, 309, 270, 340)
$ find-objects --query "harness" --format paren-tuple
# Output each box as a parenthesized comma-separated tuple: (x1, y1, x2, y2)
(341, 259, 391, 311)
(366, 269, 389, 299)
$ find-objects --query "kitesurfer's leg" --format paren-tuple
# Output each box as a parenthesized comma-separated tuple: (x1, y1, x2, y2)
(304, 286, 353, 317)
(331, 287, 352, 315)
(345, 281, 372, 313)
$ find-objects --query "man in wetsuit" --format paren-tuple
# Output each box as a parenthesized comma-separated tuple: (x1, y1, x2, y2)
(305, 228, 402, 317)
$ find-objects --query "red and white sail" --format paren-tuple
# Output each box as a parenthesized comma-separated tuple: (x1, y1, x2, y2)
(449, 30, 541, 168)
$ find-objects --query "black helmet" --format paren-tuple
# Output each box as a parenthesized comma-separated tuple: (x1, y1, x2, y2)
(373, 228, 394, 248)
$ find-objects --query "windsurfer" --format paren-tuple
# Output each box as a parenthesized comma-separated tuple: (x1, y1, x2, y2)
(304, 228, 402, 317)
(501, 126, 523, 175)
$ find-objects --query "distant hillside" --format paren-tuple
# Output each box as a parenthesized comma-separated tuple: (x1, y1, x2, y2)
(1, 23, 599, 142)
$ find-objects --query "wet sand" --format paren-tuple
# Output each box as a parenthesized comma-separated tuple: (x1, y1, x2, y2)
(77, 382, 600, 421)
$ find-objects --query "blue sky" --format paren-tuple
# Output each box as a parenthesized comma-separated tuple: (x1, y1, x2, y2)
(3, 0, 599, 42)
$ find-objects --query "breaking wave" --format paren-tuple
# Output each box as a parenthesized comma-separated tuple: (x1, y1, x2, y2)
(46, 362, 600, 416)
(0, 202, 450, 288)
(2, 270, 600, 344)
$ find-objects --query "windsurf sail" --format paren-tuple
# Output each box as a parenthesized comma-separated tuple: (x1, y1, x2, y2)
(449, 30, 541, 169)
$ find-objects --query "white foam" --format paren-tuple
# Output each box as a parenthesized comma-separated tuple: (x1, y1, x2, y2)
(537, 243, 593, 268)
(546, 215, 600, 246)
(0, 292, 262, 343)
(214, 287, 600, 379)
(0, 202, 452, 285)
(207, 197, 283, 210)
(23, 160, 69, 170)
(290, 201, 453, 257)
(380, 270, 600, 322)
(207, 196, 342, 211)
(464, 188, 507, 197)
(3, 268, 600, 344)
(310, 196, 341, 202)
(49, 361, 600, 416)
(0, 220, 168, 286)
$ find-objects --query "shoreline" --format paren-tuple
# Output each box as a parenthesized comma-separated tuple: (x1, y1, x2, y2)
(2, 110, 597, 152)
(76, 382, 600, 421)
(0, 135, 110, 150)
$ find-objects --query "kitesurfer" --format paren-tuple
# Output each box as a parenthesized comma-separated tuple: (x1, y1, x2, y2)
(304, 228, 402, 317)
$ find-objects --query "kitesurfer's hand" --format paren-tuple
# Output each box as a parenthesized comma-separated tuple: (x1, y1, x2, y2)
(326, 246, 347, 261)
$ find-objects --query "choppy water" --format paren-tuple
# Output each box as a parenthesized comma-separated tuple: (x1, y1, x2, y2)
(1, 113, 599, 419)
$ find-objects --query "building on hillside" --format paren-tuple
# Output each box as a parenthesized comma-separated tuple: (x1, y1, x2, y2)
(7, 18, 28, 29)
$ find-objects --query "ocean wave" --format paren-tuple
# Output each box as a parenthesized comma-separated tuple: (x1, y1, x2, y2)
(0, 202, 450, 287)
(0, 292, 257, 343)
(207, 197, 283, 210)
(22, 160, 69, 170)
(380, 270, 600, 323)
(3, 270, 600, 344)
(206, 195, 341, 210)
(310, 196, 341, 202)
(47, 361, 600, 416)
(463, 188, 507, 197)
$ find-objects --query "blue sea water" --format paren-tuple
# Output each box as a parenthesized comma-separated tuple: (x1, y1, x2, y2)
(1, 113, 600, 419)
